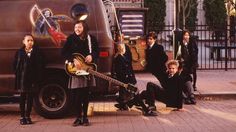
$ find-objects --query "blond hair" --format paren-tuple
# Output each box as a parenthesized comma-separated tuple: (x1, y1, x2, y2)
(115, 43, 126, 57)
(167, 60, 179, 68)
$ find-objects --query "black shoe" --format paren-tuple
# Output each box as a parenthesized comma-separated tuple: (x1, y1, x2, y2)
(20, 118, 27, 125)
(193, 86, 197, 91)
(25, 117, 33, 124)
(83, 118, 90, 126)
(144, 110, 157, 116)
(148, 105, 157, 111)
(184, 99, 192, 105)
(114, 103, 128, 110)
(190, 98, 197, 105)
(121, 105, 129, 110)
(72, 118, 83, 127)
(114, 103, 121, 109)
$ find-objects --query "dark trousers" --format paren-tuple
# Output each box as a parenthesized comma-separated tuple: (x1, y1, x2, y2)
(117, 87, 150, 113)
(116, 87, 130, 108)
(75, 87, 89, 118)
(192, 69, 197, 88)
(20, 92, 34, 118)
(126, 93, 149, 113)
(145, 82, 183, 109)
(182, 81, 195, 99)
(145, 82, 167, 106)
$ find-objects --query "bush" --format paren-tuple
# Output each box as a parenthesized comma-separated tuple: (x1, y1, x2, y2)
(144, 0, 166, 33)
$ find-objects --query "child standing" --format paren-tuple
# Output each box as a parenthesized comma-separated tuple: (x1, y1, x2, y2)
(13, 34, 44, 125)
(176, 30, 197, 104)
(61, 21, 99, 126)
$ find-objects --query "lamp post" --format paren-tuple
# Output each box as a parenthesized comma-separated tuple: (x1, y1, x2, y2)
(173, 0, 182, 59)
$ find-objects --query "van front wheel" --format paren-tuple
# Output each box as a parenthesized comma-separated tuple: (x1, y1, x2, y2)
(34, 79, 71, 119)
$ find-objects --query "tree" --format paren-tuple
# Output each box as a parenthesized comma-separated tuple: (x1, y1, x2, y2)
(144, 0, 166, 33)
(203, 0, 227, 35)
(180, 0, 198, 31)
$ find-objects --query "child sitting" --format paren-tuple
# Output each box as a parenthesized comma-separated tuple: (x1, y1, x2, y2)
(113, 43, 157, 116)
(144, 60, 183, 111)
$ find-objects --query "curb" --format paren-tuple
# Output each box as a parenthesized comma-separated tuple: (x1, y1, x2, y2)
(93, 93, 236, 102)
(195, 92, 236, 100)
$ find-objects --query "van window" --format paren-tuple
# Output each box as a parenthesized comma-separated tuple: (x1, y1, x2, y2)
(71, 4, 88, 21)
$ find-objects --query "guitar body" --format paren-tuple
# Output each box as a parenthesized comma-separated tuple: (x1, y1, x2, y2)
(65, 53, 97, 76)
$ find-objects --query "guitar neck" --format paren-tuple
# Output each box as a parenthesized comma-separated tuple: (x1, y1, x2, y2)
(88, 69, 127, 88)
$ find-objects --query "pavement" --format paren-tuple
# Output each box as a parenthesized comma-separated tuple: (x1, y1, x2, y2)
(0, 70, 236, 132)
(135, 70, 236, 99)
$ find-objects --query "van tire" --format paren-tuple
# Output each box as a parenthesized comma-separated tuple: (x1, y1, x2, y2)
(33, 79, 71, 119)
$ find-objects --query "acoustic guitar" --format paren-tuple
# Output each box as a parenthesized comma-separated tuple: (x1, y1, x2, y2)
(65, 53, 138, 94)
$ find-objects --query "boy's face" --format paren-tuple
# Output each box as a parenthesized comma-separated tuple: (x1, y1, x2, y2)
(168, 64, 178, 75)
(183, 32, 190, 43)
(23, 35, 34, 50)
(147, 37, 155, 45)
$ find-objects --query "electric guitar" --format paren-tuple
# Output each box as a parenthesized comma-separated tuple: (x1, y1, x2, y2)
(65, 53, 138, 94)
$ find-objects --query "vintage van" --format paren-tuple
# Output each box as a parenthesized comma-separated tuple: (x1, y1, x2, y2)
(0, 0, 116, 118)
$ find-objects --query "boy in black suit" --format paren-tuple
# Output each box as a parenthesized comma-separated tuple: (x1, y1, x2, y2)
(13, 34, 44, 125)
(144, 60, 183, 111)
(145, 32, 168, 86)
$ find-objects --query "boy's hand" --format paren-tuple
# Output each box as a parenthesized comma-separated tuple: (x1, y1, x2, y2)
(85, 55, 92, 63)
(73, 58, 82, 70)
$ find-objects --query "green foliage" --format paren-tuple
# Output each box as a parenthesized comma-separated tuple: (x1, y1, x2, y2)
(180, 0, 198, 32)
(144, 0, 166, 33)
(203, 0, 227, 30)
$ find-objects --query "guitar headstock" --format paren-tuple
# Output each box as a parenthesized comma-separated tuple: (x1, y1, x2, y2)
(126, 84, 139, 94)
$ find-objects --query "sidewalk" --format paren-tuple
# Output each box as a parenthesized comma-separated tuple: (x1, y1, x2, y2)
(135, 70, 236, 99)
(1, 100, 236, 132)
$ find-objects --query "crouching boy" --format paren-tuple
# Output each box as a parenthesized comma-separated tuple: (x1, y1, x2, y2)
(144, 60, 183, 111)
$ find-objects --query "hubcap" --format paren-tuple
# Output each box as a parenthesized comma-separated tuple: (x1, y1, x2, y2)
(39, 84, 67, 112)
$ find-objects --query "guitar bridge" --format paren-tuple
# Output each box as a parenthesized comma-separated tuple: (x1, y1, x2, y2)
(75, 70, 89, 76)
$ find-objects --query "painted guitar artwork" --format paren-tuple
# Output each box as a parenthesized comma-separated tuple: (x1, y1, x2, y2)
(65, 53, 138, 94)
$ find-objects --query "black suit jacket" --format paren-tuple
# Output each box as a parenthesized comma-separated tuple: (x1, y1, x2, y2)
(61, 33, 99, 63)
(177, 37, 198, 74)
(165, 72, 183, 109)
(13, 45, 45, 92)
(145, 43, 168, 75)
(113, 54, 137, 85)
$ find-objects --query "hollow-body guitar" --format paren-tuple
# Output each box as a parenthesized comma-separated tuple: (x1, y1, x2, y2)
(65, 53, 138, 94)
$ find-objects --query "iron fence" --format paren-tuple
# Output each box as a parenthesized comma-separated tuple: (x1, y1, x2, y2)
(155, 24, 236, 70)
